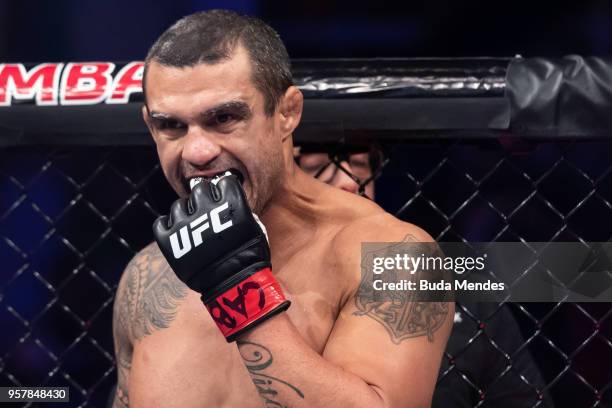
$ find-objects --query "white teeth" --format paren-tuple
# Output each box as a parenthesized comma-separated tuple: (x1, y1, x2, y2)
(211, 171, 233, 186)
(189, 171, 234, 191)
(189, 177, 204, 191)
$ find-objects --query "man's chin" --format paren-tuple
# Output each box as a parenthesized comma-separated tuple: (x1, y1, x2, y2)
(244, 189, 258, 213)
(174, 185, 192, 199)
(243, 183, 265, 214)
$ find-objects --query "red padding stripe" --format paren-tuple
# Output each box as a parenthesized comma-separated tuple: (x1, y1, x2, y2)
(205, 268, 287, 339)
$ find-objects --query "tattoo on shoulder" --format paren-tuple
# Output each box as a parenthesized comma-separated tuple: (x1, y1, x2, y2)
(353, 234, 451, 344)
(121, 244, 188, 340)
(237, 340, 304, 408)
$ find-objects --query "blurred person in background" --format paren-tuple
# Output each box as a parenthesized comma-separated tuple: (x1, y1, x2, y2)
(294, 143, 382, 199)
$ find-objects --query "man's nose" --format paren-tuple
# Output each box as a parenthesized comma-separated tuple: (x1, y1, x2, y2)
(331, 161, 359, 194)
(181, 127, 222, 167)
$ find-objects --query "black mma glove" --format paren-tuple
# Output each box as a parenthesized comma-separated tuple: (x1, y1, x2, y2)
(152, 171, 290, 341)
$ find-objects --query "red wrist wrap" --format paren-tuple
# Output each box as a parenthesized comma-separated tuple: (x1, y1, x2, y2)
(205, 267, 288, 341)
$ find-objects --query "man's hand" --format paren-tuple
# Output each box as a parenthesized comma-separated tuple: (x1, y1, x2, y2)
(152, 172, 290, 341)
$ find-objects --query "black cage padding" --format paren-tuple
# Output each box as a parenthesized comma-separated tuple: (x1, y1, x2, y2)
(1, 56, 611, 146)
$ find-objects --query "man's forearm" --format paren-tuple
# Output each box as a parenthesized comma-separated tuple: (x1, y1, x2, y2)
(237, 314, 386, 408)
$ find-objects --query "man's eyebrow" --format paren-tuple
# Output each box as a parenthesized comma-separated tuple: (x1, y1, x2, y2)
(147, 101, 252, 122)
(148, 111, 174, 120)
(201, 101, 252, 120)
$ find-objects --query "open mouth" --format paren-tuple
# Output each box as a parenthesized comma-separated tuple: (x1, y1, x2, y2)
(186, 168, 245, 192)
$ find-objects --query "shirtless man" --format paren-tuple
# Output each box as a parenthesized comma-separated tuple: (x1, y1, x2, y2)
(112, 10, 453, 408)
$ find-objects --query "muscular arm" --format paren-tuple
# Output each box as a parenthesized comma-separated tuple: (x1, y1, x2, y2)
(112, 263, 132, 408)
(111, 244, 188, 408)
(237, 224, 454, 408)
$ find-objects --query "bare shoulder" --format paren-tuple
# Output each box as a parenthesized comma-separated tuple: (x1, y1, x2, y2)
(114, 242, 189, 343)
(332, 208, 434, 256)
(328, 205, 435, 299)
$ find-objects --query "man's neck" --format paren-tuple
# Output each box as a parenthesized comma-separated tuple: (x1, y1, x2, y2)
(259, 168, 325, 253)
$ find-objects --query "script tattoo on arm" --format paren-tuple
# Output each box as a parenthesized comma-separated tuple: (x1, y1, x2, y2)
(237, 340, 305, 408)
(353, 234, 450, 344)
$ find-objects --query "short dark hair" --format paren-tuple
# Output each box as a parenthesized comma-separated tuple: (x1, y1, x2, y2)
(144, 9, 293, 116)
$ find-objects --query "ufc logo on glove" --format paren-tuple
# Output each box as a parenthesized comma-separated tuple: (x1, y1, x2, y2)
(169, 201, 233, 259)
(152, 171, 290, 342)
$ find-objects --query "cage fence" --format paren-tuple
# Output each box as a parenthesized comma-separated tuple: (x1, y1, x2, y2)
(0, 136, 611, 407)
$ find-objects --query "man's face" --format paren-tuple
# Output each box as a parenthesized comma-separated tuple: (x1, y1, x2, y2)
(143, 45, 285, 213)
(297, 150, 375, 198)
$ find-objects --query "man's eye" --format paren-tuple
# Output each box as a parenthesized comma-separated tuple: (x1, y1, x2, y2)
(300, 158, 333, 175)
(302, 163, 326, 173)
(156, 119, 184, 130)
(215, 113, 234, 125)
(350, 158, 369, 168)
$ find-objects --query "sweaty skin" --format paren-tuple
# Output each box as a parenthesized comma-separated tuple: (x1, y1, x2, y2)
(112, 45, 453, 408)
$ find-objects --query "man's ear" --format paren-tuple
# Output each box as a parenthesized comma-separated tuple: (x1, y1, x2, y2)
(278, 86, 303, 141)
(142, 105, 156, 139)
(142, 105, 151, 128)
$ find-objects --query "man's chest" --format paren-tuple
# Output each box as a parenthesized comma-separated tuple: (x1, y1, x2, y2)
(179, 245, 345, 351)
(133, 244, 348, 407)
(142, 273, 340, 406)
(273, 245, 348, 351)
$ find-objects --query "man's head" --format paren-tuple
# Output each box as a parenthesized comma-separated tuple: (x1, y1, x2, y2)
(295, 144, 382, 199)
(143, 10, 303, 213)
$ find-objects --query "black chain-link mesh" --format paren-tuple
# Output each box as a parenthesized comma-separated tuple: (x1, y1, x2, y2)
(1, 138, 611, 408)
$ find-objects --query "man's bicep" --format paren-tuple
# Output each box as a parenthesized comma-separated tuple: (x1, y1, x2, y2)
(112, 254, 139, 407)
(111, 243, 189, 407)
(322, 297, 453, 407)
(129, 341, 181, 407)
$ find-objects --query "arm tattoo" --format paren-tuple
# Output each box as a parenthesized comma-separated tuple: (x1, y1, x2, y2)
(353, 234, 450, 344)
(113, 346, 131, 408)
(111, 244, 188, 406)
(237, 340, 305, 407)
(113, 258, 132, 407)
(124, 244, 188, 340)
